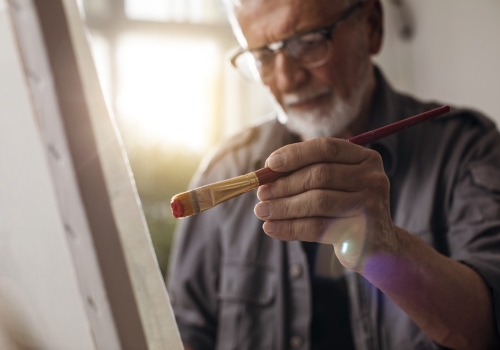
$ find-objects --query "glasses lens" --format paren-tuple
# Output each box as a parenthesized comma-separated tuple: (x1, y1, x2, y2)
(234, 51, 263, 83)
(252, 49, 276, 81)
(233, 31, 331, 82)
(287, 32, 330, 66)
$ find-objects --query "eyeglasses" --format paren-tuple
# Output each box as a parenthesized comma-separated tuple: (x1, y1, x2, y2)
(230, 1, 366, 83)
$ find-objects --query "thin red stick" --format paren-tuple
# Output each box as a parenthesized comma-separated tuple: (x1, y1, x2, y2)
(255, 105, 451, 185)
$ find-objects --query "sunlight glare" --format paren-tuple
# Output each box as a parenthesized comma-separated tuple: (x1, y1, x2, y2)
(125, 0, 169, 21)
(116, 34, 219, 151)
(125, 0, 224, 23)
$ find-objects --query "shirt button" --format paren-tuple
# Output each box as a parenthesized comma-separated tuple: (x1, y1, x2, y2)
(289, 264, 303, 278)
(290, 335, 303, 348)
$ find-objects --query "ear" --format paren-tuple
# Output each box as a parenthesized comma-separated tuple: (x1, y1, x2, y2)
(366, 0, 384, 55)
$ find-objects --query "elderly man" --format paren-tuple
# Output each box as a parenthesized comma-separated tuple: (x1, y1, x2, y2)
(168, 0, 500, 349)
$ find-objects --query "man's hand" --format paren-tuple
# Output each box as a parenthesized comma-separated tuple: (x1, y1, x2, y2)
(254, 137, 500, 349)
(254, 137, 397, 271)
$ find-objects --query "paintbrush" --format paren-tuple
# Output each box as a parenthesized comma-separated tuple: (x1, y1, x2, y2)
(171, 105, 451, 219)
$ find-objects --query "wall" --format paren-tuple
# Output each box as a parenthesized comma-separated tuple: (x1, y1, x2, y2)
(228, 0, 500, 135)
(376, 0, 500, 126)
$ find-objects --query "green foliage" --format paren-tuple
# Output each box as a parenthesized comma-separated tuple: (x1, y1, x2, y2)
(126, 142, 203, 278)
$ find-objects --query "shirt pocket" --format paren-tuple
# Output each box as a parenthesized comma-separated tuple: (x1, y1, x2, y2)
(469, 162, 500, 194)
(454, 161, 500, 223)
(216, 258, 277, 350)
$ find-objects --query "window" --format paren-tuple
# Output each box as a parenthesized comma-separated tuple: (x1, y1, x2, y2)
(125, 0, 226, 23)
(81, 0, 273, 277)
(116, 33, 219, 151)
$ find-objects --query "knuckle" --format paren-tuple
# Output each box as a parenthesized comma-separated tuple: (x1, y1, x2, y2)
(281, 199, 293, 217)
(315, 218, 329, 236)
(360, 152, 386, 178)
(325, 138, 339, 157)
(289, 144, 303, 164)
(371, 149, 383, 162)
(310, 164, 331, 188)
(376, 173, 390, 193)
(274, 178, 290, 197)
(288, 220, 301, 240)
(316, 137, 337, 158)
(305, 170, 315, 191)
(366, 151, 384, 169)
(371, 171, 388, 185)
(282, 179, 294, 196)
(313, 190, 332, 214)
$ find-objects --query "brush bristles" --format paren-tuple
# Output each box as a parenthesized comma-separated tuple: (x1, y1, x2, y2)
(171, 191, 199, 219)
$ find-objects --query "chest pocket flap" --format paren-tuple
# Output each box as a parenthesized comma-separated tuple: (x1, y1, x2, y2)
(218, 259, 276, 305)
(469, 162, 500, 193)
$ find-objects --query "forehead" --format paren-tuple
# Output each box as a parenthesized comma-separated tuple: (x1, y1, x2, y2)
(236, 0, 345, 48)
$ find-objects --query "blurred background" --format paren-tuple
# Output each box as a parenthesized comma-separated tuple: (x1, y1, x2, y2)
(77, 0, 274, 277)
(77, 0, 500, 278)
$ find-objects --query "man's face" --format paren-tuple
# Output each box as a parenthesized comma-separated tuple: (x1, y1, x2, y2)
(235, 0, 382, 138)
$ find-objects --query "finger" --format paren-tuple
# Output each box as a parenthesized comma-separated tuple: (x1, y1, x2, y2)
(257, 161, 375, 201)
(265, 137, 371, 172)
(254, 189, 364, 220)
(262, 216, 367, 246)
(263, 217, 329, 242)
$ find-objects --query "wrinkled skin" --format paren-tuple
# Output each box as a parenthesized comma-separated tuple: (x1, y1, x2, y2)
(236, 0, 389, 268)
(254, 137, 396, 272)
(236, 0, 382, 133)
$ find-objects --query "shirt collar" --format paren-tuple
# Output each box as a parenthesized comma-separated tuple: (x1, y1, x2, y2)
(368, 66, 402, 177)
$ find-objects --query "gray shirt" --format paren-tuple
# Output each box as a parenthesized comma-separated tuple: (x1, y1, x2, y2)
(168, 68, 500, 350)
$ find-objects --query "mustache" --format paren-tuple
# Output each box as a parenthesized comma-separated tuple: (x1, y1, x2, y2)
(282, 87, 333, 106)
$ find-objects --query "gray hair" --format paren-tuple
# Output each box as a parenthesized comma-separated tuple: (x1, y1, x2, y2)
(222, 0, 358, 47)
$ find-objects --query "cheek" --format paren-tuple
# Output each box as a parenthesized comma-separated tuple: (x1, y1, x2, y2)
(309, 64, 348, 99)
(310, 32, 369, 98)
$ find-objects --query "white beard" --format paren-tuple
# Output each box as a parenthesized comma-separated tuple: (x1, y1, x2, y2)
(272, 63, 372, 139)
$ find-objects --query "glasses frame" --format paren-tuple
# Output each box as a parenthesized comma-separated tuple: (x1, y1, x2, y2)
(230, 1, 366, 82)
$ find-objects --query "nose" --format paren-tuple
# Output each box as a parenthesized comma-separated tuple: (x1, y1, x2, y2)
(272, 51, 308, 93)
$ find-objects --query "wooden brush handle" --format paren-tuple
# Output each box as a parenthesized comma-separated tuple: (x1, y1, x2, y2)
(254, 105, 451, 186)
(347, 105, 450, 145)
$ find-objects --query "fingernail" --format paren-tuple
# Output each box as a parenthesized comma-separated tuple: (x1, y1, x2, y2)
(267, 154, 284, 169)
(263, 221, 276, 234)
(257, 185, 273, 201)
(254, 202, 271, 218)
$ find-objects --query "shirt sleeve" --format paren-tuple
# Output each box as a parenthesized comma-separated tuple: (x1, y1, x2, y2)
(167, 171, 223, 350)
(447, 126, 500, 338)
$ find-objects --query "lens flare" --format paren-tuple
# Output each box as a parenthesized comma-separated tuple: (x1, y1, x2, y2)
(341, 241, 349, 254)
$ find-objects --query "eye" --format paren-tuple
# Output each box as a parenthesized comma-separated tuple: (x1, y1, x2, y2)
(252, 49, 274, 63)
(287, 32, 325, 58)
(296, 32, 323, 46)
